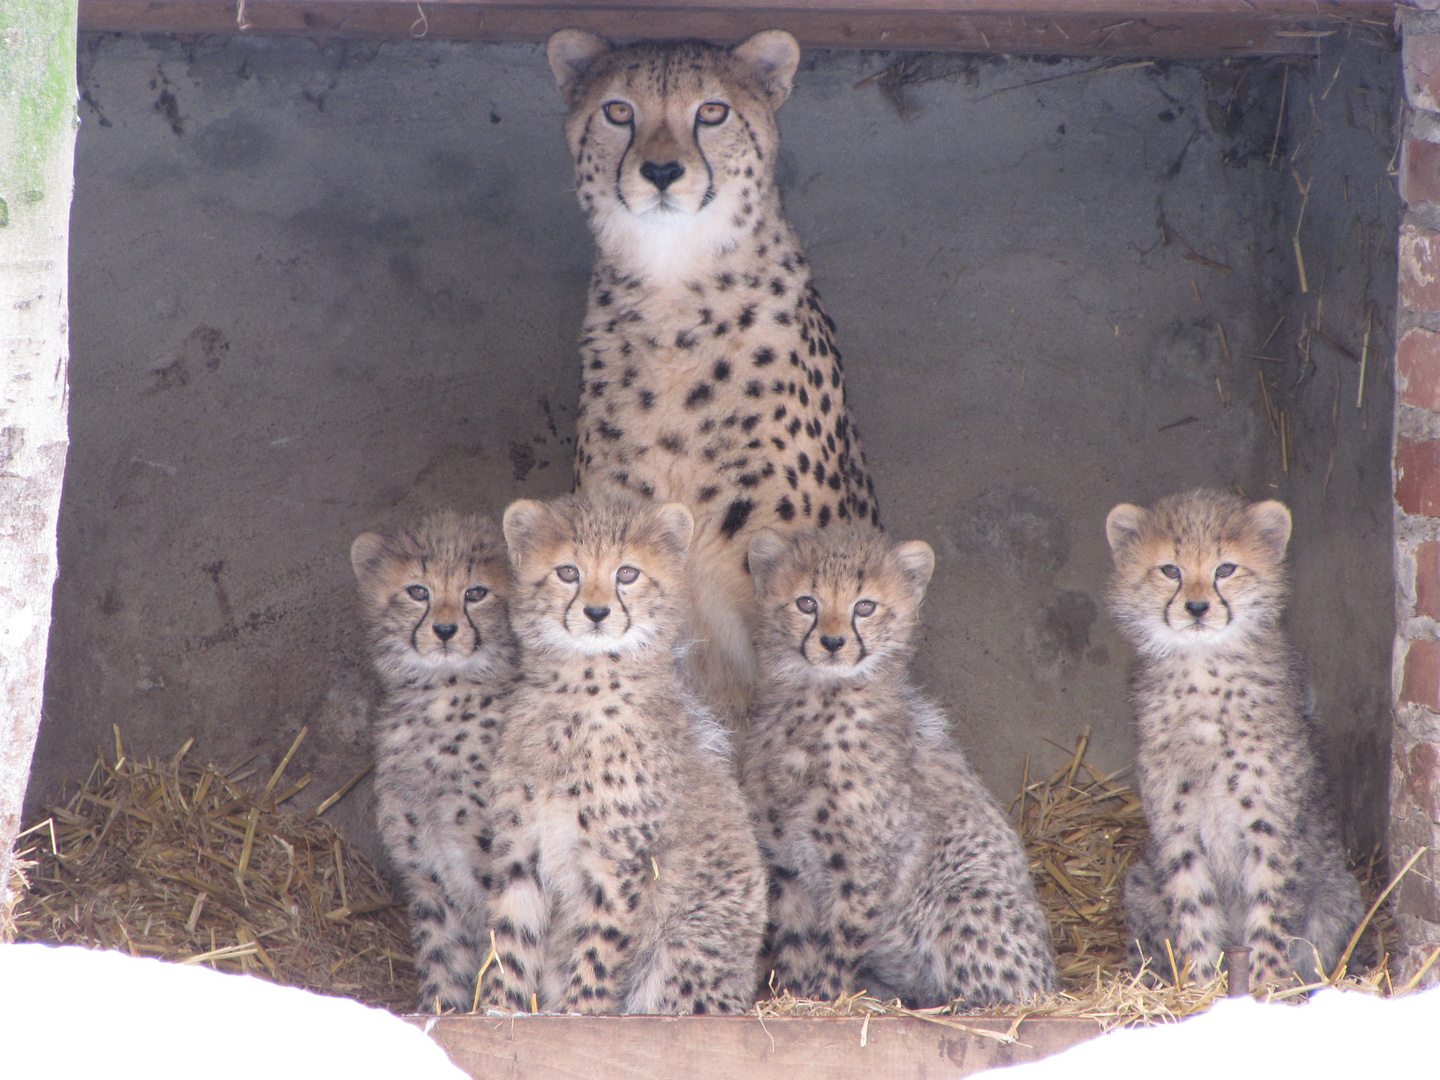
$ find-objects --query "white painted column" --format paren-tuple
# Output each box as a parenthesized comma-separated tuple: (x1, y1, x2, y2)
(0, 0, 77, 935)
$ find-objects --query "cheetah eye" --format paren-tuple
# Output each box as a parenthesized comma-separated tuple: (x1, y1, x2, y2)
(603, 101, 634, 125)
(405, 585, 429, 602)
(1159, 564, 1181, 581)
(616, 566, 640, 585)
(1215, 563, 1237, 579)
(853, 600, 877, 617)
(696, 102, 729, 126)
(556, 565, 580, 583)
(796, 596, 818, 614)
(464, 586, 488, 602)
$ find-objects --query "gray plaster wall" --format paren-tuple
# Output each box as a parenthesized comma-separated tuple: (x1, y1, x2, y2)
(31, 33, 1398, 862)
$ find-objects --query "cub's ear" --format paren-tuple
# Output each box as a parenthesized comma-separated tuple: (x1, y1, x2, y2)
(548, 29, 611, 104)
(1105, 503, 1147, 555)
(653, 502, 695, 556)
(732, 30, 801, 107)
(746, 529, 791, 595)
(350, 533, 388, 582)
(502, 499, 551, 568)
(1247, 500, 1293, 558)
(893, 540, 936, 595)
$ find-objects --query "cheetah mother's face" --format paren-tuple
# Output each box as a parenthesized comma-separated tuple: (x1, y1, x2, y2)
(547, 30, 800, 272)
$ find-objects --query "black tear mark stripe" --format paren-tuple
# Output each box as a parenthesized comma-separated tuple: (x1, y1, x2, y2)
(410, 599, 432, 652)
(563, 583, 582, 630)
(849, 611, 868, 665)
(613, 115, 637, 212)
(800, 610, 819, 661)
(615, 583, 633, 636)
(693, 109, 717, 209)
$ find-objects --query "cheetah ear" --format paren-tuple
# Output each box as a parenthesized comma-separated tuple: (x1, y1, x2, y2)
(1246, 500, 1292, 558)
(547, 29, 611, 105)
(746, 529, 790, 595)
(652, 502, 695, 556)
(893, 541, 936, 595)
(350, 533, 388, 583)
(502, 499, 552, 568)
(1105, 503, 1147, 555)
(732, 30, 801, 108)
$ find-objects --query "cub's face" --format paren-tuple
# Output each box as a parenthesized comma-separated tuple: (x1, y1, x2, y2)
(1105, 491, 1291, 657)
(547, 30, 800, 278)
(503, 495, 694, 658)
(351, 511, 513, 682)
(748, 527, 935, 684)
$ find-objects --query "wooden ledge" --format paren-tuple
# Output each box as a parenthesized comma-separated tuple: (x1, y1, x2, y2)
(412, 1013, 1104, 1079)
(79, 1, 1397, 57)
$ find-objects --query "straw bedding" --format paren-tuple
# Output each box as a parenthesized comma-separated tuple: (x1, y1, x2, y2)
(8, 728, 418, 1011)
(6, 728, 1409, 1025)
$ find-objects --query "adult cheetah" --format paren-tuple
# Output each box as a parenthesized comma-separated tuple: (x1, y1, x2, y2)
(547, 29, 880, 722)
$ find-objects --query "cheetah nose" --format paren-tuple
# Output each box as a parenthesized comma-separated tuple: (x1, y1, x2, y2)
(820, 635, 846, 653)
(639, 160, 685, 192)
(583, 605, 611, 624)
(432, 623, 458, 641)
(1184, 600, 1210, 617)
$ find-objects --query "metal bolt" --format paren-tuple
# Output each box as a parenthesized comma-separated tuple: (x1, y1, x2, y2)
(1224, 946, 1252, 997)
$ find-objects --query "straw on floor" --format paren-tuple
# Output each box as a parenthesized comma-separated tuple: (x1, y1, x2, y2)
(8, 727, 418, 1011)
(7, 727, 1411, 1025)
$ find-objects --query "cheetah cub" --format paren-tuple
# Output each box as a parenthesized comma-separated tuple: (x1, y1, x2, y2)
(547, 30, 881, 725)
(477, 494, 766, 1015)
(351, 511, 517, 1011)
(742, 527, 1058, 1008)
(1105, 490, 1362, 986)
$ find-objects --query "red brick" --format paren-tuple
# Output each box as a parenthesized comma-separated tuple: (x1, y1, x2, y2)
(1399, 329, 1440, 412)
(1395, 439, 1440, 517)
(1418, 541, 1440, 621)
(1406, 28, 1440, 113)
(1403, 639, 1440, 709)
(1401, 224, 1440, 314)
(1403, 136, 1440, 209)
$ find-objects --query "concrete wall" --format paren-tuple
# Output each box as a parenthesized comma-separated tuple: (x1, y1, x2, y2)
(31, 32, 1398, 864)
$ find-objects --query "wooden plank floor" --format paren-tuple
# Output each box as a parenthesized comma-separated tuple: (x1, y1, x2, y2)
(414, 1014, 1103, 1079)
(79, 0, 1395, 56)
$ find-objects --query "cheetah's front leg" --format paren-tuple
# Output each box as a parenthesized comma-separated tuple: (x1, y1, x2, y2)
(553, 847, 649, 1014)
(804, 852, 886, 1000)
(1240, 831, 1305, 986)
(1148, 831, 1226, 980)
(765, 864, 828, 997)
(478, 835, 548, 1012)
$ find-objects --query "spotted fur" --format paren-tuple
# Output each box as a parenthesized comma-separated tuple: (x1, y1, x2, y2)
(741, 527, 1058, 1007)
(547, 29, 880, 724)
(351, 511, 517, 1011)
(1106, 490, 1363, 987)
(477, 493, 766, 1014)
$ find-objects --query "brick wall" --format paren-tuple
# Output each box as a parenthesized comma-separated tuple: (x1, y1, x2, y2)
(1394, 6, 1440, 990)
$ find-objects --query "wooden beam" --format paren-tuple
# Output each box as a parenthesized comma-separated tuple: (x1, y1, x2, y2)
(416, 1014, 1103, 1080)
(79, 0, 1396, 57)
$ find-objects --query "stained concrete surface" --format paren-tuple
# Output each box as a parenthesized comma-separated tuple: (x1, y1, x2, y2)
(31, 32, 1399, 863)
